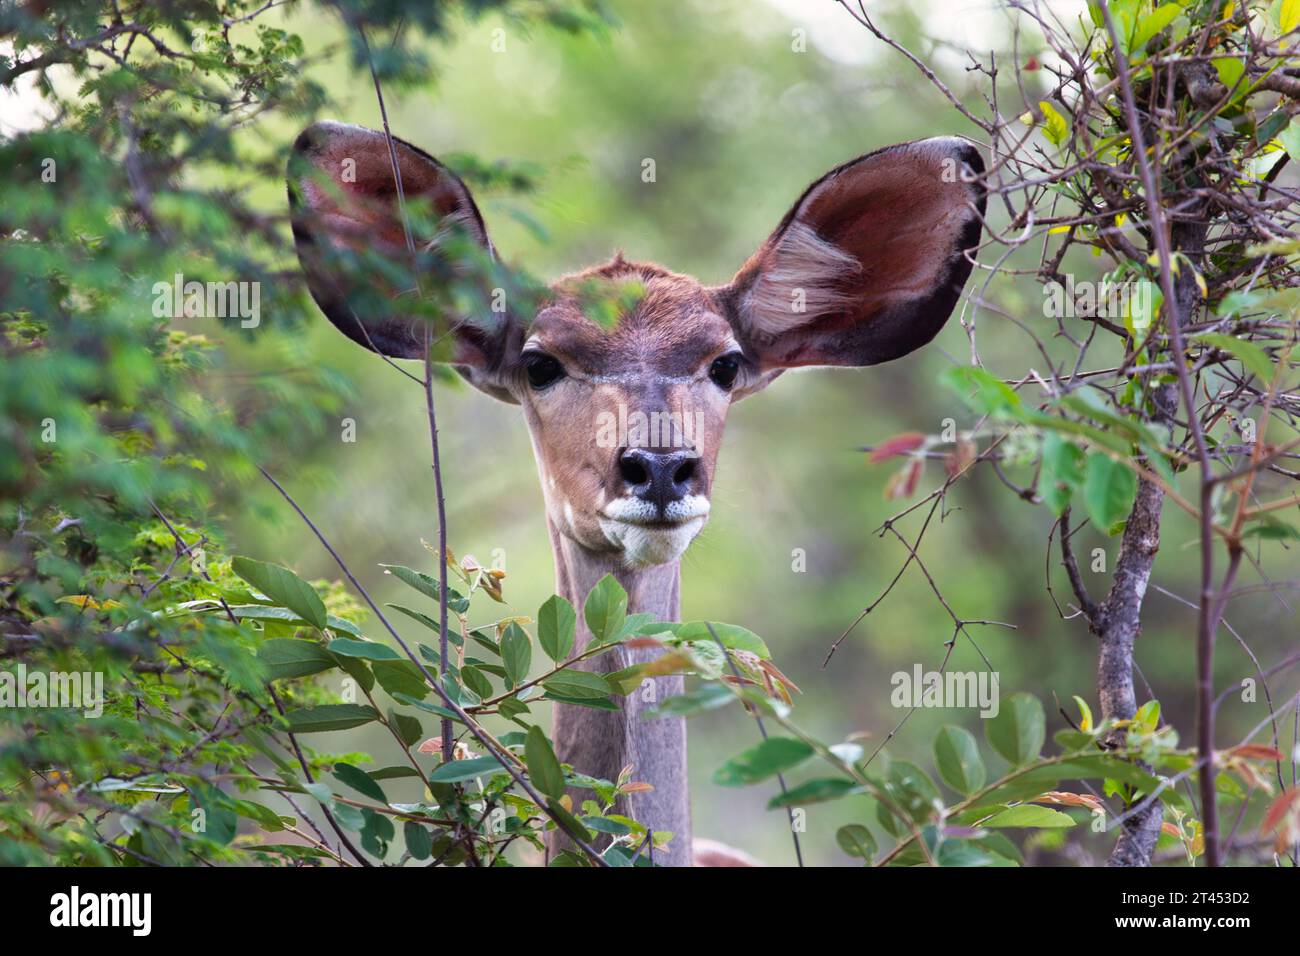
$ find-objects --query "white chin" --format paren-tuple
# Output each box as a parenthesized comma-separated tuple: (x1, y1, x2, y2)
(599, 517, 706, 568)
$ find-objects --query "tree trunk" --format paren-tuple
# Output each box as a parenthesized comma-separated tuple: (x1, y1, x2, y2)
(1090, 220, 1205, 866)
(1092, 476, 1165, 866)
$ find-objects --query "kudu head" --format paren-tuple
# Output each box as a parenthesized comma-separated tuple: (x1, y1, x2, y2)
(287, 121, 984, 571)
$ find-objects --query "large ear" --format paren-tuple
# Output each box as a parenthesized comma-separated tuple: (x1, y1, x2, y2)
(287, 120, 521, 401)
(719, 137, 984, 376)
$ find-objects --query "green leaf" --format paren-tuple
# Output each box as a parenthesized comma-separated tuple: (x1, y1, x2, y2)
(584, 574, 628, 644)
(189, 783, 238, 846)
(360, 808, 394, 856)
(767, 777, 857, 808)
(836, 823, 877, 861)
(1282, 0, 1300, 34)
(369, 766, 422, 781)
(372, 660, 431, 700)
(712, 737, 814, 787)
(545, 797, 593, 844)
(460, 664, 494, 699)
(500, 622, 532, 688)
(1073, 694, 1095, 733)
(941, 366, 1023, 417)
(405, 821, 433, 860)
(1278, 117, 1300, 163)
(334, 655, 375, 694)
(937, 840, 999, 867)
(888, 760, 943, 823)
(976, 830, 1024, 864)
(257, 638, 336, 680)
(327, 637, 402, 661)
(985, 693, 1045, 766)
(1132, 698, 1161, 734)
(982, 805, 1076, 828)
(582, 815, 631, 835)
(643, 683, 737, 719)
(332, 763, 386, 802)
(428, 756, 506, 783)
(224, 604, 360, 637)
(541, 670, 613, 700)
(933, 725, 986, 795)
(668, 621, 771, 659)
(525, 725, 566, 800)
(387, 709, 423, 748)
(497, 696, 532, 722)
(1058, 388, 1166, 453)
(1039, 99, 1068, 146)
(1083, 453, 1137, 532)
(1038, 433, 1086, 516)
(391, 692, 460, 721)
(537, 594, 577, 662)
(386, 603, 442, 636)
(1213, 56, 1245, 90)
(231, 799, 287, 833)
(1195, 332, 1274, 383)
(379, 564, 469, 614)
(331, 801, 365, 831)
(282, 704, 379, 734)
(1128, 2, 1181, 52)
(231, 556, 327, 630)
(1242, 519, 1300, 541)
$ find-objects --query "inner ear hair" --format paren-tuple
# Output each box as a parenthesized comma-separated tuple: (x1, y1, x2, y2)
(739, 220, 862, 338)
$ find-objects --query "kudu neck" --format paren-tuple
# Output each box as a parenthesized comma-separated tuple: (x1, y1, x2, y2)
(544, 520, 693, 865)
(547, 524, 682, 628)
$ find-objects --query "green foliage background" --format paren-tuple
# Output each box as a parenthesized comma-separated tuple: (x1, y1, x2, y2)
(2, 0, 1297, 866)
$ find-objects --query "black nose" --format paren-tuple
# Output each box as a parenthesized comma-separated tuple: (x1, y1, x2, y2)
(618, 448, 698, 511)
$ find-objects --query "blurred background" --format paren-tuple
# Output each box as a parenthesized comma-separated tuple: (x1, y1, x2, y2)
(199, 0, 1297, 864)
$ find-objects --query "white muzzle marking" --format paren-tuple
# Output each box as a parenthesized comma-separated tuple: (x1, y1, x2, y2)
(599, 495, 710, 567)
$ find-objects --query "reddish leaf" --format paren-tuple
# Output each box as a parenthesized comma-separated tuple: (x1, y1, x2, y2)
(1032, 790, 1103, 811)
(624, 637, 667, 649)
(1224, 744, 1284, 762)
(869, 431, 926, 463)
(1260, 787, 1300, 835)
(885, 459, 924, 499)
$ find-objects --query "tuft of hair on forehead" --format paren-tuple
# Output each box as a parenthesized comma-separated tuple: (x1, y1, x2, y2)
(549, 256, 714, 329)
(560, 252, 675, 286)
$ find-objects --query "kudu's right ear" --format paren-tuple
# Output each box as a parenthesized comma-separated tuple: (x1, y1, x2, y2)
(287, 121, 522, 402)
(718, 137, 985, 382)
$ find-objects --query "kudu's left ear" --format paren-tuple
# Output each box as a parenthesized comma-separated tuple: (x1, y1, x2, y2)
(287, 121, 522, 403)
(719, 137, 985, 378)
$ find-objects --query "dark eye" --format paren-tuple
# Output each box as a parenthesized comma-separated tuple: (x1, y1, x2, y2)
(524, 353, 565, 390)
(709, 354, 741, 391)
